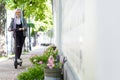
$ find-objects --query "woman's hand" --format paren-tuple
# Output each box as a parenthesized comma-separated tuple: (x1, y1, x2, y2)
(19, 28, 25, 31)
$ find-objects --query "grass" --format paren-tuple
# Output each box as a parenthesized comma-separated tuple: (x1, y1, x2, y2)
(23, 50, 29, 55)
(0, 56, 8, 62)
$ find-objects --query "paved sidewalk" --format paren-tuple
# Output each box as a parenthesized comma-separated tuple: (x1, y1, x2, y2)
(0, 48, 45, 80)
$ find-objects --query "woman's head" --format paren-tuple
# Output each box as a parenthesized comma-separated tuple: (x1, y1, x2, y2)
(15, 9, 21, 18)
(13, 9, 24, 29)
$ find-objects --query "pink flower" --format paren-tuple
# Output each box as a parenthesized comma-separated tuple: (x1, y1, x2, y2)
(38, 61, 43, 64)
(47, 55, 55, 69)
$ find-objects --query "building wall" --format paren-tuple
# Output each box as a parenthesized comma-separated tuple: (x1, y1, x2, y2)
(54, 0, 120, 80)
(61, 0, 97, 80)
(96, 0, 120, 80)
(61, 0, 84, 80)
(53, 0, 96, 80)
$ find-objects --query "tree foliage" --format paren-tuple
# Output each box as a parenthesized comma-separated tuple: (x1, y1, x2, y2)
(5, 0, 53, 32)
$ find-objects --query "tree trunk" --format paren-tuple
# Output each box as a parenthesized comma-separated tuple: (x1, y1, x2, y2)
(33, 33, 37, 47)
(0, 1, 6, 56)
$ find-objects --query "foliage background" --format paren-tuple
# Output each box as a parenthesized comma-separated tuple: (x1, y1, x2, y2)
(5, 0, 53, 32)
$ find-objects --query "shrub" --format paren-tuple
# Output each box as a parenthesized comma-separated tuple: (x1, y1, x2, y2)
(17, 65, 44, 80)
(30, 46, 58, 65)
(17, 45, 59, 80)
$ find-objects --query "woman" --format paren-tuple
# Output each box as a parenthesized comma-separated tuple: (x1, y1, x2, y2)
(8, 9, 27, 64)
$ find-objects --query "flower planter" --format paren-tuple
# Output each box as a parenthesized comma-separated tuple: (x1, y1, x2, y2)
(44, 68, 62, 80)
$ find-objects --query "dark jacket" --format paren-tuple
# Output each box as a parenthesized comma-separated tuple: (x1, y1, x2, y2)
(9, 18, 28, 36)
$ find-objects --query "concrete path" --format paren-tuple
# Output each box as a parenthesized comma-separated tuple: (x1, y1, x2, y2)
(0, 47, 46, 80)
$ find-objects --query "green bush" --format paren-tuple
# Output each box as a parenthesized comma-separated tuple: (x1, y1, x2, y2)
(17, 65, 44, 80)
(30, 46, 58, 65)
(17, 45, 59, 80)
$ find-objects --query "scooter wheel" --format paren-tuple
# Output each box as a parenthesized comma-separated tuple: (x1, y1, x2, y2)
(19, 62, 22, 66)
(14, 61, 18, 69)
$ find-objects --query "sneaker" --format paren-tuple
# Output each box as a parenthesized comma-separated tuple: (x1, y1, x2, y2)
(17, 58, 22, 63)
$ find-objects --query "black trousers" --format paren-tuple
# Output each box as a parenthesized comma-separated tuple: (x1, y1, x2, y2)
(14, 35, 25, 59)
(13, 24, 25, 60)
(15, 36, 25, 59)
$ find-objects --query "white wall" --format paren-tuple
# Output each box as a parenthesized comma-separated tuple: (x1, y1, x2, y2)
(96, 0, 120, 80)
(60, 0, 97, 80)
(54, 0, 96, 80)
(54, 0, 120, 80)
(61, 0, 82, 80)
(82, 0, 97, 80)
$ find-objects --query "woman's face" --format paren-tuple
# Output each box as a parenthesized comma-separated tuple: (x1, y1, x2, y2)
(15, 10, 21, 18)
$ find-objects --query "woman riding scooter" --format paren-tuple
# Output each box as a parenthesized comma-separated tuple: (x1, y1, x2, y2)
(8, 9, 27, 69)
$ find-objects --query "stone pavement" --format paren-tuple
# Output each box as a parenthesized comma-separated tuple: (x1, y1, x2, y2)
(0, 47, 46, 80)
